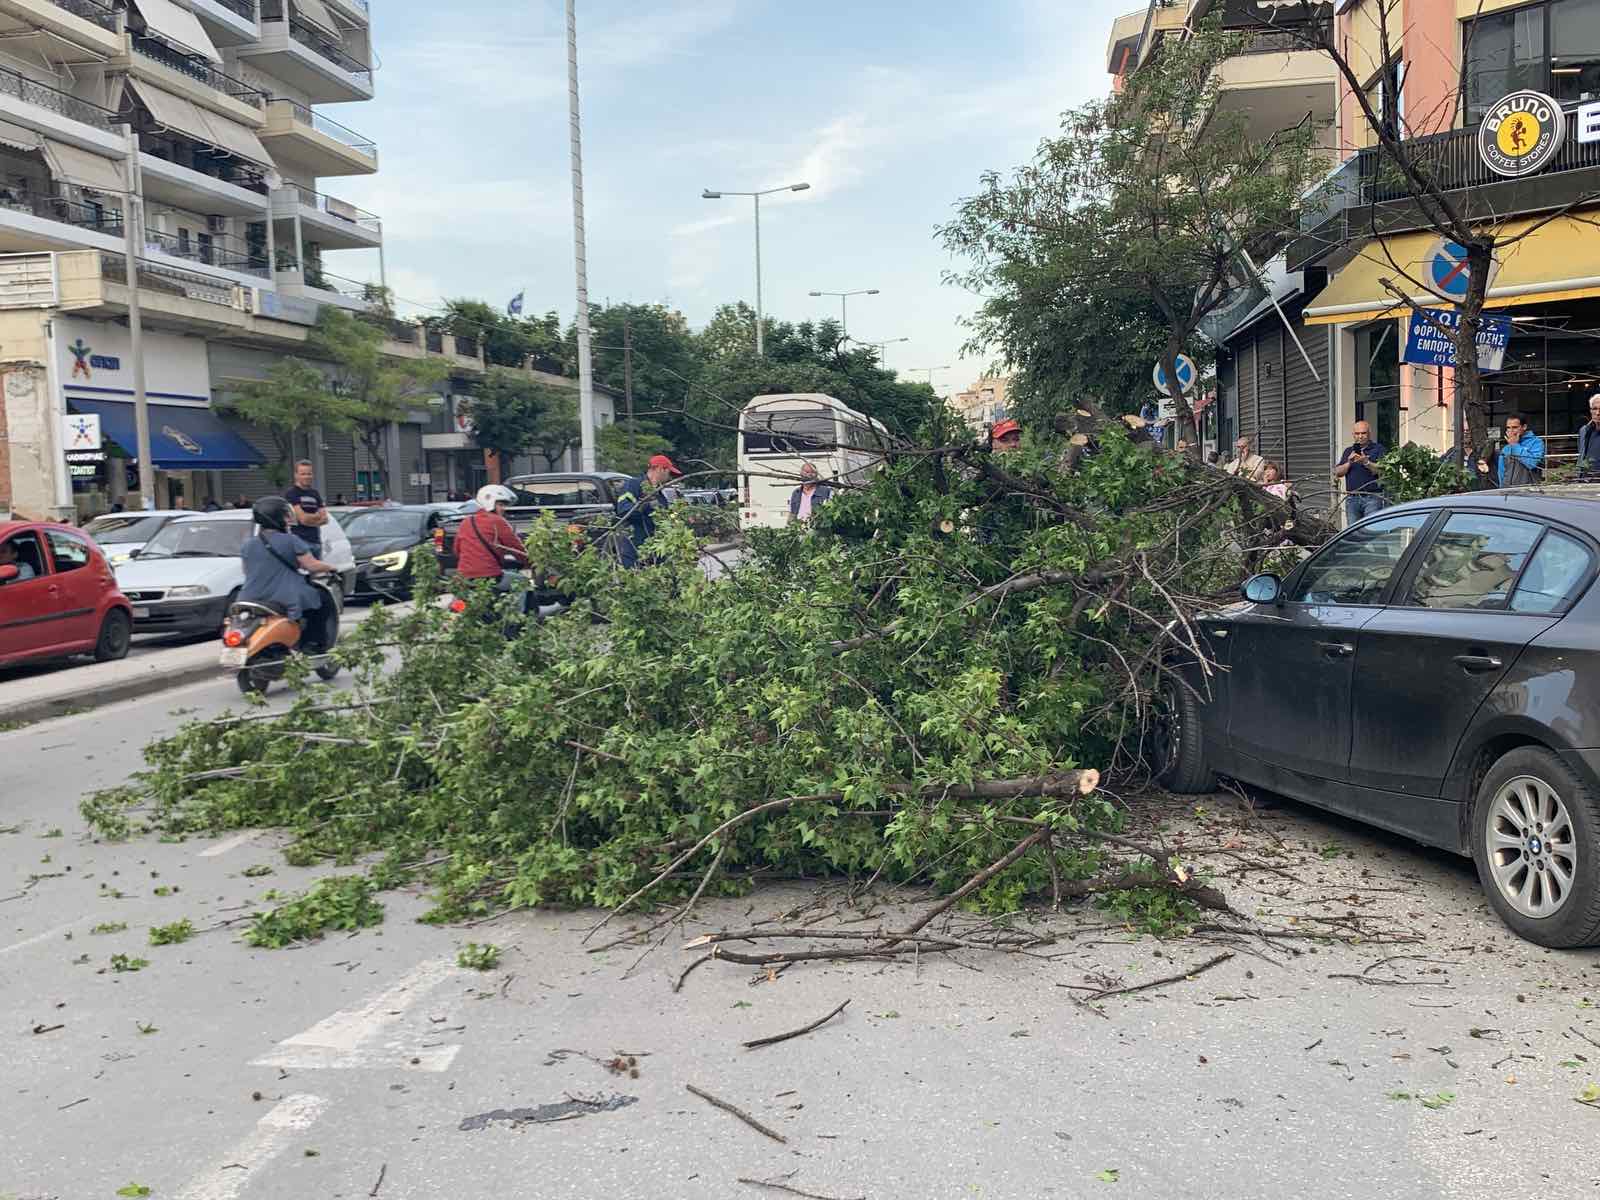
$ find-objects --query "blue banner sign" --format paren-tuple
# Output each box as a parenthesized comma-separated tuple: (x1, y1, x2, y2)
(1402, 308, 1513, 372)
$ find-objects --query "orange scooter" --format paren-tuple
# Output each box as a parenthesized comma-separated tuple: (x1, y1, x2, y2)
(219, 574, 344, 695)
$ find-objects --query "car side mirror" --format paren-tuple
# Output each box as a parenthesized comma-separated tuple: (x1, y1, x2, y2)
(0, 564, 17, 583)
(1242, 573, 1283, 605)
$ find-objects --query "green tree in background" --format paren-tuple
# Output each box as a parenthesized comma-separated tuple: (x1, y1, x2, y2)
(464, 368, 579, 476)
(597, 424, 675, 475)
(437, 299, 563, 368)
(218, 358, 353, 487)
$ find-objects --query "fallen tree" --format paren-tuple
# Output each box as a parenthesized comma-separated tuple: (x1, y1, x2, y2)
(84, 411, 1314, 951)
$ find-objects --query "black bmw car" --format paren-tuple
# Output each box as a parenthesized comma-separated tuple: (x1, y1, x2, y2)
(1156, 488, 1600, 948)
(341, 505, 465, 601)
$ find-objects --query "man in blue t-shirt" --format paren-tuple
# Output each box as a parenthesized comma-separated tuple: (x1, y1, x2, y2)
(1334, 420, 1387, 527)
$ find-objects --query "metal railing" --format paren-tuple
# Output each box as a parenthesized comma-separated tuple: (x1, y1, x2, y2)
(49, 0, 119, 31)
(0, 63, 119, 131)
(143, 226, 269, 278)
(300, 268, 379, 304)
(260, 2, 374, 84)
(1237, 23, 1330, 56)
(139, 138, 270, 195)
(0, 188, 123, 235)
(384, 318, 419, 344)
(453, 334, 480, 359)
(425, 328, 443, 352)
(266, 98, 377, 159)
(1357, 100, 1600, 206)
(130, 33, 267, 109)
(100, 252, 239, 307)
(328, 0, 369, 16)
(280, 180, 381, 231)
(210, 0, 258, 20)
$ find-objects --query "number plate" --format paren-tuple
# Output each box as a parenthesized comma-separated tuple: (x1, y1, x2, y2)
(219, 647, 248, 668)
(131, 607, 149, 619)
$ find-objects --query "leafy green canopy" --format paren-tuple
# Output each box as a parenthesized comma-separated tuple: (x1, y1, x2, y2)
(85, 420, 1258, 925)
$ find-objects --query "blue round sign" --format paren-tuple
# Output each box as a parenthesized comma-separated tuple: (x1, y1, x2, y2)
(1153, 354, 1198, 396)
(1429, 240, 1474, 300)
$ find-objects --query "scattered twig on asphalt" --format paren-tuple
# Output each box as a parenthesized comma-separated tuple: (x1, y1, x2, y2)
(686, 1084, 788, 1144)
(1304, 1038, 1323, 1052)
(674, 952, 713, 994)
(369, 1162, 387, 1197)
(31, 1023, 64, 1035)
(1569, 1026, 1600, 1052)
(1326, 973, 1450, 988)
(742, 1000, 851, 1051)
(737, 1174, 866, 1200)
(56, 1097, 88, 1111)
(1078, 952, 1234, 1004)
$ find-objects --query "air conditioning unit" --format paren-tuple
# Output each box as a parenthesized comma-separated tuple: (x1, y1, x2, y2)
(207, 215, 227, 233)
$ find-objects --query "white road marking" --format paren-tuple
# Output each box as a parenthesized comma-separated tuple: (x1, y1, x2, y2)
(197, 830, 261, 857)
(175, 1093, 328, 1200)
(0, 918, 94, 958)
(250, 957, 464, 1072)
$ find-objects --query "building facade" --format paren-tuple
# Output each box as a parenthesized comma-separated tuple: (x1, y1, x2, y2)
(951, 375, 1011, 430)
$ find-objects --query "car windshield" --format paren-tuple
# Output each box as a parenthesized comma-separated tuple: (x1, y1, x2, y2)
(344, 510, 424, 539)
(138, 519, 250, 560)
(84, 515, 168, 545)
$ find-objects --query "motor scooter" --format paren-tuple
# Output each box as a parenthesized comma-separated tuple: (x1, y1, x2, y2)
(219, 573, 344, 695)
(436, 557, 541, 634)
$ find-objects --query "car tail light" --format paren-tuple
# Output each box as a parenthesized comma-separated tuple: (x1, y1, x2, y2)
(223, 629, 244, 647)
(433, 528, 445, 549)
(742, 473, 751, 505)
(449, 598, 467, 614)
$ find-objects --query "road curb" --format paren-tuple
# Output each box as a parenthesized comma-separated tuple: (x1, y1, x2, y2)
(0, 659, 221, 730)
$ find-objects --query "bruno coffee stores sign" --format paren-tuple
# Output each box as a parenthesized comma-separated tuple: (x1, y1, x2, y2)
(1478, 89, 1600, 178)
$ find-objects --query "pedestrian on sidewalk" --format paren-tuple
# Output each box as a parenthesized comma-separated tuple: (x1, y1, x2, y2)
(1579, 395, 1600, 479)
(283, 460, 328, 553)
(1262, 462, 1292, 501)
(1335, 420, 1386, 525)
(1498, 415, 1545, 487)
(788, 462, 833, 524)
(1223, 435, 1267, 483)
(614, 454, 681, 568)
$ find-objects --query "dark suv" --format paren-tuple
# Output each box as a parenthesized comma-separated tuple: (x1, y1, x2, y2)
(1157, 489, 1600, 948)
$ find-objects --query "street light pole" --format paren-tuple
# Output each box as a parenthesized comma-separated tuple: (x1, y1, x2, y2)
(807, 288, 879, 341)
(857, 336, 908, 363)
(122, 125, 153, 509)
(566, 0, 596, 472)
(910, 365, 951, 389)
(702, 182, 811, 356)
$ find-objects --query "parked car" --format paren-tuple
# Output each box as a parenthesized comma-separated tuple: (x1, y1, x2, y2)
(1155, 489, 1600, 948)
(0, 520, 133, 668)
(82, 510, 193, 565)
(114, 511, 357, 636)
(343, 504, 465, 601)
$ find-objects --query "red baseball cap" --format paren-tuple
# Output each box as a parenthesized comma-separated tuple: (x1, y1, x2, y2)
(991, 418, 1021, 440)
(648, 454, 683, 476)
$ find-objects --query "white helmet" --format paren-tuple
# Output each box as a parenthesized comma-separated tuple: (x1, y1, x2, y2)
(476, 484, 516, 509)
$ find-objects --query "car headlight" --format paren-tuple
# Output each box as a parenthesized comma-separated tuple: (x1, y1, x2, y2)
(371, 550, 409, 571)
(109, 551, 133, 565)
(165, 585, 211, 599)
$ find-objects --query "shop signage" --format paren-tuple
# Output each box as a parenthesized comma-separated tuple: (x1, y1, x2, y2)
(56, 316, 213, 403)
(1479, 90, 1566, 177)
(1402, 307, 1513, 372)
(63, 412, 101, 451)
(65, 449, 107, 480)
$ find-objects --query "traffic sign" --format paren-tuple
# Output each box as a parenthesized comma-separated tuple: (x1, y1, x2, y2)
(1427, 238, 1500, 302)
(1152, 354, 1198, 396)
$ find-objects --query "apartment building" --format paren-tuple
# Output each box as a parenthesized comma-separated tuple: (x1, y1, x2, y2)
(0, 0, 388, 519)
(951, 376, 1011, 431)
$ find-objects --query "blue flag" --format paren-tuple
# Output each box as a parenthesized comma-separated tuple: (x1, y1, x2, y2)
(507, 291, 524, 317)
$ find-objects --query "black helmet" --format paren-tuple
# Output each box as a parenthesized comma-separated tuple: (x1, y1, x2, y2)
(252, 496, 293, 533)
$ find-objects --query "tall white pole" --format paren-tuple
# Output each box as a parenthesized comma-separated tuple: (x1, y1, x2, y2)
(565, 0, 596, 472)
(753, 192, 764, 357)
(123, 126, 154, 510)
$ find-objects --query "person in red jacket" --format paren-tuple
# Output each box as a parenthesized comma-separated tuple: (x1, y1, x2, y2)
(455, 484, 530, 582)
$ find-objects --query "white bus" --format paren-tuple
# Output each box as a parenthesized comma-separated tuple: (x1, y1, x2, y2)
(737, 393, 890, 531)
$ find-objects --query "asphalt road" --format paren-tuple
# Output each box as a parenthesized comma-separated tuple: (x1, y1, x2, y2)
(5, 636, 1600, 1197)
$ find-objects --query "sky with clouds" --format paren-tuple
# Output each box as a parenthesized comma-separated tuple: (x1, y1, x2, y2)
(325, 0, 1137, 396)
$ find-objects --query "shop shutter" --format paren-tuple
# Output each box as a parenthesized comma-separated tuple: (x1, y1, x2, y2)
(1236, 337, 1256, 448)
(216, 417, 280, 501)
(398, 424, 425, 503)
(1284, 317, 1333, 515)
(322, 428, 356, 502)
(1255, 324, 1286, 471)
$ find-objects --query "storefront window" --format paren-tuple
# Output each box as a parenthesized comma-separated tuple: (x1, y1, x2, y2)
(1354, 322, 1401, 452)
(1465, 0, 1600, 120)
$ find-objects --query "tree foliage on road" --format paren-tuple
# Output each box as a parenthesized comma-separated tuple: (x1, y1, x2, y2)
(942, 20, 1321, 433)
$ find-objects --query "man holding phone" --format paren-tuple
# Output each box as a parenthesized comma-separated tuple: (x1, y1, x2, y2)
(1334, 420, 1387, 526)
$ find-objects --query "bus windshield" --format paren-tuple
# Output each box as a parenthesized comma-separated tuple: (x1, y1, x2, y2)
(742, 410, 837, 455)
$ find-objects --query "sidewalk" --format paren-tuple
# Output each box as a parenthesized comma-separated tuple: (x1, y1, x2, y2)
(0, 604, 401, 729)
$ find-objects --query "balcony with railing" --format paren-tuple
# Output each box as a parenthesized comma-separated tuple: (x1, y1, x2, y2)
(48, 0, 118, 31)
(0, 185, 123, 238)
(268, 99, 375, 156)
(210, 0, 258, 20)
(257, 1, 373, 88)
(138, 129, 270, 198)
(130, 32, 268, 109)
(280, 181, 380, 232)
(143, 225, 268, 278)
(0, 62, 120, 132)
(99, 251, 240, 308)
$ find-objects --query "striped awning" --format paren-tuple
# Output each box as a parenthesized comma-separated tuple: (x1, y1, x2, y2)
(130, 0, 222, 63)
(0, 119, 38, 153)
(40, 139, 125, 192)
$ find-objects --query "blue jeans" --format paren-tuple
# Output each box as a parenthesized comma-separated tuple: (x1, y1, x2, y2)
(1345, 492, 1385, 526)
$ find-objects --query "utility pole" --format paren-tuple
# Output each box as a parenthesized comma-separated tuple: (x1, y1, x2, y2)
(122, 126, 153, 510)
(623, 317, 636, 438)
(565, 0, 596, 472)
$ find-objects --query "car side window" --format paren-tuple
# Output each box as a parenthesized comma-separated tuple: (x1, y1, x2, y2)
(45, 530, 92, 573)
(1509, 530, 1594, 614)
(1287, 513, 1430, 605)
(0, 532, 49, 582)
(1407, 514, 1544, 611)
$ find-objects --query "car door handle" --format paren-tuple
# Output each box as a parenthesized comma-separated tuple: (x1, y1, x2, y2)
(1316, 641, 1354, 658)
(1453, 653, 1503, 673)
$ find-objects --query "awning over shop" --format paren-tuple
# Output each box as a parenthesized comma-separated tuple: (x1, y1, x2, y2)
(1304, 215, 1600, 325)
(130, 0, 222, 64)
(126, 79, 214, 148)
(195, 109, 271, 169)
(68, 398, 265, 470)
(40, 138, 124, 192)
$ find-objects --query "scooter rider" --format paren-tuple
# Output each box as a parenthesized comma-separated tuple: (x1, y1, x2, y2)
(455, 484, 530, 586)
(239, 496, 336, 622)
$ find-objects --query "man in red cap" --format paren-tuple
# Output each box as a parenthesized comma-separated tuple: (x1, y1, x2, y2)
(991, 418, 1021, 453)
(614, 453, 682, 568)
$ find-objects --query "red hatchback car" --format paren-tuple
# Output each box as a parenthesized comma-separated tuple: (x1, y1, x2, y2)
(0, 520, 133, 668)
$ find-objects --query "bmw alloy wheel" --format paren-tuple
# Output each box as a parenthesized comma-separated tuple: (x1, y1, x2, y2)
(1485, 775, 1579, 919)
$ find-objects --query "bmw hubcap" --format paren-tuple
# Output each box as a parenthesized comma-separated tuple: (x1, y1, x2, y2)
(1486, 776, 1578, 919)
